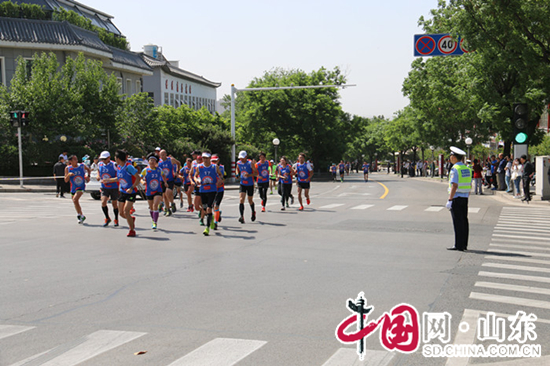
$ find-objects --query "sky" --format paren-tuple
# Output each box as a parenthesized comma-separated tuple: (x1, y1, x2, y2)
(86, 0, 438, 119)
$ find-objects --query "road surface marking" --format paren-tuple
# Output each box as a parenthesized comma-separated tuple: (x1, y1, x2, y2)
(387, 205, 407, 211)
(475, 281, 550, 296)
(479, 271, 550, 284)
(482, 262, 550, 274)
(468, 207, 480, 213)
(0, 325, 35, 340)
(490, 243, 550, 252)
(445, 309, 478, 366)
(167, 338, 266, 366)
(484, 255, 550, 266)
(488, 248, 550, 258)
(321, 348, 394, 366)
(493, 233, 550, 241)
(470, 292, 550, 310)
(350, 204, 374, 210)
(425, 207, 444, 212)
(320, 204, 345, 209)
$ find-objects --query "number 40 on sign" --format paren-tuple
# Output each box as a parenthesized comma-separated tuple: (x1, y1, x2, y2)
(414, 34, 470, 57)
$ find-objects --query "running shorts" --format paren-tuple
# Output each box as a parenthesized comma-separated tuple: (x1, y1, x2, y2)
(101, 188, 120, 200)
(239, 185, 254, 196)
(146, 192, 162, 200)
(118, 192, 137, 202)
(201, 192, 217, 209)
(298, 182, 310, 189)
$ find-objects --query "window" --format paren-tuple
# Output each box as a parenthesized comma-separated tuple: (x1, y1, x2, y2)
(24, 58, 33, 79)
(164, 92, 169, 105)
(117, 78, 123, 93)
(126, 79, 132, 96)
(170, 93, 174, 106)
(0, 57, 4, 86)
(136, 80, 141, 93)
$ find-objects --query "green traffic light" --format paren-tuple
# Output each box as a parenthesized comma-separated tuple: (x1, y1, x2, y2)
(515, 132, 528, 144)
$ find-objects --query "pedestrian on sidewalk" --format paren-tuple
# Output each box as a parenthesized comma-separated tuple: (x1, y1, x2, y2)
(472, 159, 483, 195)
(521, 155, 534, 203)
(504, 156, 512, 193)
(446, 147, 471, 252)
(53, 156, 66, 197)
(511, 158, 523, 198)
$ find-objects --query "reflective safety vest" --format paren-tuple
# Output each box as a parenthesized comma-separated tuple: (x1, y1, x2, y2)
(449, 163, 472, 194)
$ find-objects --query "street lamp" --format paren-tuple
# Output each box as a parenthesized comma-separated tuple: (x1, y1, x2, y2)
(273, 138, 280, 162)
(465, 137, 473, 160)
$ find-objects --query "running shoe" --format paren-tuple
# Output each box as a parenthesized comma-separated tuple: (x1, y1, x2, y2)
(130, 208, 136, 214)
(281, 207, 285, 211)
(261, 206, 266, 212)
(261, 200, 265, 207)
(238, 216, 245, 224)
(214, 222, 218, 230)
(199, 218, 205, 226)
(197, 211, 201, 218)
(114, 220, 119, 227)
(80, 215, 86, 224)
(166, 210, 172, 217)
(270, 191, 273, 195)
(127, 230, 136, 237)
(203, 227, 210, 236)
(299, 206, 304, 211)
(180, 202, 183, 208)
(152, 222, 157, 230)
(218, 211, 222, 222)
(171, 203, 177, 212)
(210, 219, 216, 230)
(306, 198, 310, 205)
(251, 211, 256, 222)
(103, 218, 111, 227)
(290, 196, 294, 205)
(286, 203, 290, 208)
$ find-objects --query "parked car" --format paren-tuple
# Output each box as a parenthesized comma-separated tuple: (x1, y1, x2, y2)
(86, 160, 148, 200)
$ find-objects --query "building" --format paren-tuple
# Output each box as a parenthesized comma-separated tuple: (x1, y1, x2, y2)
(141, 45, 221, 113)
(0, 1, 152, 94)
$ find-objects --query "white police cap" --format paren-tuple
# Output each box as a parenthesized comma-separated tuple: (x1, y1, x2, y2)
(450, 146, 466, 156)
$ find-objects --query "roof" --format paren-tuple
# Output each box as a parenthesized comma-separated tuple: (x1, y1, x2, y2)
(0, 17, 151, 72)
(141, 53, 221, 88)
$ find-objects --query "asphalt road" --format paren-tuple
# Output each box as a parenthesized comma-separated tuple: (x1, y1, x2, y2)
(1, 172, 549, 366)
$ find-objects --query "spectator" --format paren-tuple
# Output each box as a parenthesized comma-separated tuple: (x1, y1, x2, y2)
(504, 156, 512, 193)
(53, 156, 66, 198)
(472, 159, 483, 195)
(59, 151, 68, 162)
(490, 155, 498, 190)
(497, 153, 507, 191)
(511, 158, 523, 198)
(521, 155, 534, 202)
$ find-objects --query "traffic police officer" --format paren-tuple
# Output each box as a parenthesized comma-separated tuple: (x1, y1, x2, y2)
(446, 146, 472, 251)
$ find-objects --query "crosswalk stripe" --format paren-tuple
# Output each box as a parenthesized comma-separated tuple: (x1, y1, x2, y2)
(387, 205, 407, 211)
(350, 204, 374, 210)
(497, 222, 550, 229)
(0, 325, 35, 340)
(475, 281, 550, 296)
(491, 243, 550, 252)
(167, 338, 266, 366)
(479, 271, 550, 284)
(493, 233, 550, 241)
(482, 262, 550, 274)
(488, 249, 550, 258)
(470, 292, 550, 310)
(9, 330, 146, 366)
(495, 226, 550, 234)
(445, 309, 478, 366)
(484, 255, 550, 266)
(468, 207, 480, 213)
(425, 207, 444, 212)
(320, 204, 345, 209)
(498, 217, 550, 223)
(321, 348, 394, 366)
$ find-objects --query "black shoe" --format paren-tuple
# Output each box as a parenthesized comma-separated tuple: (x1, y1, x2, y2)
(238, 216, 245, 224)
(251, 211, 256, 222)
(447, 247, 465, 251)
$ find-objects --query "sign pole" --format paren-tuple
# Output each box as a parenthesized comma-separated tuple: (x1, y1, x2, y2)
(18, 125, 23, 188)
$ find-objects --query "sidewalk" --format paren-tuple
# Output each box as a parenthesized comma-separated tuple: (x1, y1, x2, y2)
(411, 175, 550, 207)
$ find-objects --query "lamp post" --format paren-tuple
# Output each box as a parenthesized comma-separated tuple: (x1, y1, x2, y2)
(273, 138, 280, 163)
(465, 137, 473, 160)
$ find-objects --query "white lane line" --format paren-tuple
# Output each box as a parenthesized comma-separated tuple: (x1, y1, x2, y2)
(322, 348, 394, 366)
(482, 262, 550, 274)
(0, 325, 35, 340)
(468, 207, 480, 213)
(320, 204, 345, 209)
(484, 255, 550, 266)
(9, 330, 146, 366)
(387, 205, 407, 211)
(490, 243, 550, 251)
(493, 233, 550, 242)
(488, 248, 550, 258)
(425, 207, 444, 212)
(167, 338, 266, 366)
(470, 292, 550, 310)
(351, 204, 374, 210)
(445, 309, 478, 366)
(475, 281, 550, 296)
(479, 271, 550, 284)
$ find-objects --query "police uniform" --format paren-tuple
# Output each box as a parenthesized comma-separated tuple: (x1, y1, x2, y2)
(447, 147, 472, 251)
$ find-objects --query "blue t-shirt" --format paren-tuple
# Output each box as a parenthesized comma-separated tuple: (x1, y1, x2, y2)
(296, 162, 311, 183)
(159, 157, 174, 182)
(256, 161, 270, 184)
(117, 163, 138, 193)
(237, 159, 254, 186)
(68, 164, 86, 193)
(142, 167, 163, 196)
(278, 164, 292, 184)
(198, 163, 218, 193)
(217, 165, 225, 192)
(98, 161, 118, 189)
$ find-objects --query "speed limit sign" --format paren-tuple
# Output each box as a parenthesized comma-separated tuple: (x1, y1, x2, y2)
(438, 35, 457, 54)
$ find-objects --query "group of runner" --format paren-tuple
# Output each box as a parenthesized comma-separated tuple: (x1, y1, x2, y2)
(64, 148, 315, 238)
(330, 161, 370, 182)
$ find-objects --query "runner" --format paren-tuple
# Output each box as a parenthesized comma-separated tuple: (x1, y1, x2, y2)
(256, 152, 270, 212)
(64, 155, 91, 224)
(363, 161, 370, 182)
(195, 152, 223, 236)
(269, 159, 277, 194)
(189, 150, 205, 225)
(172, 155, 184, 209)
(180, 158, 194, 212)
(97, 151, 119, 227)
(236, 150, 258, 223)
(338, 160, 345, 182)
(295, 153, 314, 211)
(330, 163, 337, 182)
(277, 156, 294, 210)
(211, 154, 224, 229)
(158, 150, 180, 216)
(141, 153, 168, 230)
(346, 161, 351, 175)
(115, 150, 141, 237)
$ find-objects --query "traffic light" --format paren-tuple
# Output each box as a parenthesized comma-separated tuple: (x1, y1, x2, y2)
(512, 103, 528, 144)
(21, 111, 29, 127)
(10, 111, 20, 127)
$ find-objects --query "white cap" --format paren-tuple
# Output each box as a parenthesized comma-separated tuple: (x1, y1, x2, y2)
(99, 151, 110, 159)
(155, 147, 161, 151)
(202, 152, 211, 158)
(238, 150, 247, 159)
(450, 146, 466, 156)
